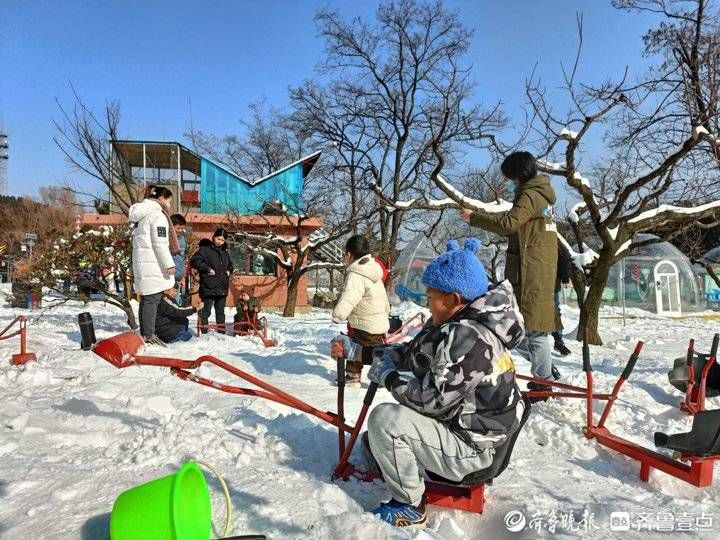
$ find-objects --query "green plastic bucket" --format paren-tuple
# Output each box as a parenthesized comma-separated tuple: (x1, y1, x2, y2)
(110, 461, 211, 540)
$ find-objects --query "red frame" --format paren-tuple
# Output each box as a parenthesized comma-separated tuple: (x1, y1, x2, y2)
(1, 315, 36, 365)
(383, 312, 427, 345)
(93, 331, 484, 511)
(517, 339, 720, 488)
(92, 325, 720, 522)
(680, 337, 719, 415)
(196, 315, 275, 348)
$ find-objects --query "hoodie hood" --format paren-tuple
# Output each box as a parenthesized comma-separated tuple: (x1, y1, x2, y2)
(461, 280, 525, 350)
(520, 174, 556, 206)
(128, 199, 164, 223)
(347, 254, 383, 283)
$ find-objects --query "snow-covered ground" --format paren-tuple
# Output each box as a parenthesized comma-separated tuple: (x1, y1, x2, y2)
(1, 291, 719, 539)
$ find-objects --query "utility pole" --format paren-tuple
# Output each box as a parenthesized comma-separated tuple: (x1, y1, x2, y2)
(23, 233, 37, 258)
(0, 130, 8, 195)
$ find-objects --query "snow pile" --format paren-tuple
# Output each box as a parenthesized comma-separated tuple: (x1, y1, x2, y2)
(1, 299, 719, 538)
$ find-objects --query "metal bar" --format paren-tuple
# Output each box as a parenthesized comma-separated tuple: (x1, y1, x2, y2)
(19, 320, 26, 355)
(597, 341, 644, 429)
(142, 143, 147, 185)
(516, 374, 591, 393)
(201, 355, 346, 424)
(171, 368, 353, 432)
(383, 312, 426, 345)
(683, 339, 696, 411)
(337, 354, 346, 460)
(697, 353, 717, 412)
(177, 143, 182, 212)
(0, 316, 20, 338)
(588, 427, 717, 487)
(334, 383, 378, 479)
(524, 391, 610, 400)
(0, 330, 21, 342)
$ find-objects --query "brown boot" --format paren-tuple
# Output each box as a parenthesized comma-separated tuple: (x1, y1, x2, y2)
(344, 360, 363, 387)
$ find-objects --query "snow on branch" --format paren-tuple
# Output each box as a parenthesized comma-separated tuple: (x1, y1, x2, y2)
(569, 202, 586, 223)
(300, 261, 345, 272)
(254, 247, 292, 269)
(560, 127, 579, 140)
(614, 239, 632, 257)
(557, 232, 599, 271)
(372, 179, 512, 213)
(693, 125, 720, 145)
(393, 197, 458, 209)
(626, 200, 720, 226)
(573, 171, 591, 188)
(435, 174, 513, 213)
(236, 230, 298, 246)
(537, 159, 567, 174)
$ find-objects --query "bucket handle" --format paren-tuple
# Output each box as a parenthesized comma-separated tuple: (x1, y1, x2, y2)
(196, 460, 232, 539)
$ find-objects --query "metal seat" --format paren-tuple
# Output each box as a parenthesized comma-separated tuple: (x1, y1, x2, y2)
(426, 396, 531, 486)
(655, 409, 720, 457)
(668, 352, 720, 398)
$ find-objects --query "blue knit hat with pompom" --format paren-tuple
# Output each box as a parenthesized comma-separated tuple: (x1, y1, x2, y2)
(421, 237, 489, 301)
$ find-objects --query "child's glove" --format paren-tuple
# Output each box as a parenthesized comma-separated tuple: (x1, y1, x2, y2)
(330, 334, 356, 360)
(368, 356, 396, 387)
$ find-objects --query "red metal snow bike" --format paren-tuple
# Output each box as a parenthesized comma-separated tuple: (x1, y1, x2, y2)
(196, 313, 275, 348)
(91, 326, 720, 517)
(667, 334, 720, 415)
(92, 329, 520, 514)
(520, 335, 720, 488)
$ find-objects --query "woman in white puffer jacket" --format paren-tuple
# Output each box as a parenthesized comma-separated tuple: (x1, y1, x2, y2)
(129, 185, 177, 345)
(332, 235, 390, 385)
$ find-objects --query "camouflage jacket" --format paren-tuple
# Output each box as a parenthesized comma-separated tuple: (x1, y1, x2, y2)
(376, 281, 526, 449)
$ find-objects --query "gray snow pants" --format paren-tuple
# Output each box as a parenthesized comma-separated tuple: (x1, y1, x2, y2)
(138, 291, 163, 339)
(367, 403, 494, 506)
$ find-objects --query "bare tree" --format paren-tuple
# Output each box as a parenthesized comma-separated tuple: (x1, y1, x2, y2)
(289, 82, 380, 235)
(189, 100, 313, 180)
(227, 187, 376, 317)
(53, 88, 138, 215)
(525, 1, 720, 343)
(381, 2, 720, 344)
(293, 0, 506, 267)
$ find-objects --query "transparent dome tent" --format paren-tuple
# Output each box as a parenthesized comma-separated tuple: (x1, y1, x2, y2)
(394, 228, 504, 304)
(566, 235, 704, 315)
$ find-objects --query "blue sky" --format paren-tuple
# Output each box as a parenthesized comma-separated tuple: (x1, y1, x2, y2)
(1, 1, 659, 199)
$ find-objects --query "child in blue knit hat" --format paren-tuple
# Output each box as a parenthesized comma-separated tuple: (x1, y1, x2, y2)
(363, 238, 527, 528)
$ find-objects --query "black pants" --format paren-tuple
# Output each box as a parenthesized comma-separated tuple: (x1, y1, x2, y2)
(200, 295, 227, 334)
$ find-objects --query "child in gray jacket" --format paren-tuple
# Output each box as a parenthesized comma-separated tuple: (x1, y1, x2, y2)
(365, 238, 526, 528)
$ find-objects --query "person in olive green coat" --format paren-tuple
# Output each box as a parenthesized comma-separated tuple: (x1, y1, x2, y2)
(461, 151, 558, 390)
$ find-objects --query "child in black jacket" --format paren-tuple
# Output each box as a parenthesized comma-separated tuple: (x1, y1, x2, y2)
(155, 292, 200, 343)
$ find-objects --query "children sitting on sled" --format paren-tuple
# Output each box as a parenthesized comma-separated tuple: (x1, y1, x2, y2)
(363, 238, 527, 528)
(234, 289, 265, 333)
